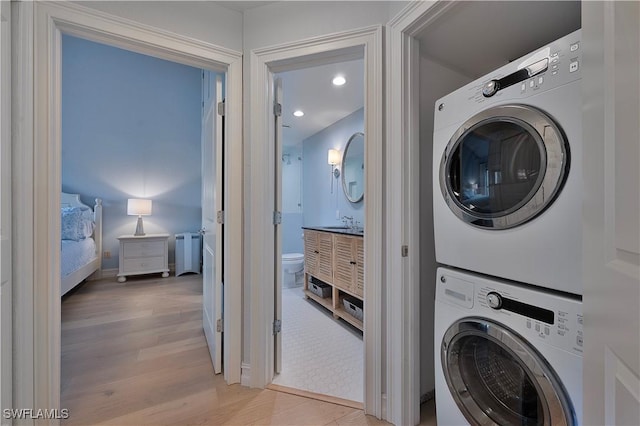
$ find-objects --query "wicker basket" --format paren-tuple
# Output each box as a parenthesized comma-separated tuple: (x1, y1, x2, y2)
(342, 295, 363, 321)
(308, 279, 331, 298)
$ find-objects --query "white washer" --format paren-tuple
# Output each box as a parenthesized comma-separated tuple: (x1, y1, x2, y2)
(434, 267, 583, 426)
(433, 30, 582, 295)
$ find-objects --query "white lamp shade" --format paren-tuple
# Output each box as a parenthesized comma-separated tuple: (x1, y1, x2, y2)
(127, 198, 152, 216)
(328, 149, 341, 165)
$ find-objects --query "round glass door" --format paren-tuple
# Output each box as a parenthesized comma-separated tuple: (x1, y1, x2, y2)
(440, 105, 569, 229)
(441, 319, 575, 426)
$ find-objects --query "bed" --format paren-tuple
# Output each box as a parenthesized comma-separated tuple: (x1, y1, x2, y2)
(60, 192, 103, 296)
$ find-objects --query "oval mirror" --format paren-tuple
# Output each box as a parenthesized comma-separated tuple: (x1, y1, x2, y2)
(342, 132, 365, 203)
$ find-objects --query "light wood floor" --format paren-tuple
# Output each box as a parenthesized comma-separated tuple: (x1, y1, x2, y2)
(61, 274, 436, 425)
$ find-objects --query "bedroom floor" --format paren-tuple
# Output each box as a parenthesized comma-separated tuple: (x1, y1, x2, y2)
(60, 274, 436, 425)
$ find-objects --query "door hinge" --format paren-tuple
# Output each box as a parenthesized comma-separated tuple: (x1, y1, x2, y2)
(273, 102, 282, 117)
(216, 318, 223, 332)
(217, 101, 226, 116)
(217, 210, 225, 224)
(273, 319, 282, 335)
(401, 245, 409, 257)
(273, 211, 282, 225)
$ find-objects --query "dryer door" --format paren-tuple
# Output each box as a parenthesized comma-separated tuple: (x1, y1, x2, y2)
(440, 104, 568, 229)
(441, 318, 575, 426)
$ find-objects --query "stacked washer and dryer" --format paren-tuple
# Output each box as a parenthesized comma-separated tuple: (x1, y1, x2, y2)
(432, 30, 584, 426)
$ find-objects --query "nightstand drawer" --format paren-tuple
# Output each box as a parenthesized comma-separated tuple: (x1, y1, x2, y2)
(123, 241, 165, 258)
(123, 256, 165, 272)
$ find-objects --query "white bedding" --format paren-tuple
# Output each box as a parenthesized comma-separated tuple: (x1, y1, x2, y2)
(61, 238, 97, 277)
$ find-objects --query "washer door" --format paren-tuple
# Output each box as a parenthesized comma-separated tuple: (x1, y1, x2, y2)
(441, 318, 575, 426)
(440, 104, 569, 229)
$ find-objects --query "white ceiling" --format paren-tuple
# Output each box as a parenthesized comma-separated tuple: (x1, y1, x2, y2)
(416, 1, 581, 79)
(215, 1, 277, 13)
(277, 59, 364, 147)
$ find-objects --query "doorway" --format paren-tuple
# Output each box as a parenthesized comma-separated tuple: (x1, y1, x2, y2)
(12, 1, 242, 410)
(248, 26, 383, 415)
(58, 33, 226, 408)
(272, 59, 365, 403)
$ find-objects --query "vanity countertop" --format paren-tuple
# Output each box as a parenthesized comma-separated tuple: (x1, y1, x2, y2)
(303, 226, 364, 236)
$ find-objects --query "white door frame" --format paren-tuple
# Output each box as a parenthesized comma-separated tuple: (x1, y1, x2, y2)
(12, 1, 243, 412)
(385, 2, 462, 425)
(0, 0, 11, 420)
(248, 26, 384, 416)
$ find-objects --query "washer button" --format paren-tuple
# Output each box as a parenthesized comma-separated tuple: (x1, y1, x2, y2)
(535, 323, 540, 332)
(544, 326, 550, 335)
(526, 320, 531, 329)
(570, 42, 580, 52)
(577, 335, 583, 347)
(538, 76, 544, 85)
(570, 61, 579, 73)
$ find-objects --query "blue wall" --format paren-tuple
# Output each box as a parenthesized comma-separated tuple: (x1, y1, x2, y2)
(302, 108, 365, 227)
(62, 35, 203, 270)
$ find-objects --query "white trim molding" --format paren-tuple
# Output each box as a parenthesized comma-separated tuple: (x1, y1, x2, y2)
(241, 362, 251, 387)
(385, 1, 458, 425)
(0, 0, 12, 419)
(248, 25, 385, 418)
(13, 0, 243, 413)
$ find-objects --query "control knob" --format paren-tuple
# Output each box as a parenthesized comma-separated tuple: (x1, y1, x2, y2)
(486, 292, 502, 309)
(482, 80, 499, 97)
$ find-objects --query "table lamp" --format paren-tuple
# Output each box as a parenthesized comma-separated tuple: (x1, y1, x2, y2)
(127, 198, 152, 236)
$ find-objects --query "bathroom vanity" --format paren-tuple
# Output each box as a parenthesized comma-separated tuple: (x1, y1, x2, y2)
(302, 227, 364, 331)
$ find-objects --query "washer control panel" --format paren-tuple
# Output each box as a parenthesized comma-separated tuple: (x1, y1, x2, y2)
(436, 268, 583, 356)
(477, 285, 583, 356)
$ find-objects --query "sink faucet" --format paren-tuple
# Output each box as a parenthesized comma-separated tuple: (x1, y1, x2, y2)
(341, 215, 353, 228)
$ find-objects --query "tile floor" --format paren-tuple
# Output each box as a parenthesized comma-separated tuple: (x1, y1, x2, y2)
(272, 286, 364, 402)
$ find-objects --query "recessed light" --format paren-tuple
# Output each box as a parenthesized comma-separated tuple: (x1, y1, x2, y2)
(332, 75, 346, 86)
(293, 110, 304, 117)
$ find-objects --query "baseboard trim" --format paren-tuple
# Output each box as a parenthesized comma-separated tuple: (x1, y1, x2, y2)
(94, 268, 118, 279)
(381, 392, 387, 420)
(241, 362, 251, 387)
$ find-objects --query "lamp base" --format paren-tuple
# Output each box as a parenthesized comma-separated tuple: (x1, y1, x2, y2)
(134, 216, 145, 236)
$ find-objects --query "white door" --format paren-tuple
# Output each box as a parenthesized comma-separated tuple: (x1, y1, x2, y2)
(583, 2, 640, 425)
(201, 71, 224, 374)
(273, 77, 283, 374)
(0, 0, 12, 417)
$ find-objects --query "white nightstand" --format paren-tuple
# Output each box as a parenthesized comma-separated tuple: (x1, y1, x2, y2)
(117, 234, 170, 282)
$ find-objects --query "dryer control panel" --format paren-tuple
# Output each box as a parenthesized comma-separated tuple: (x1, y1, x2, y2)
(434, 28, 582, 132)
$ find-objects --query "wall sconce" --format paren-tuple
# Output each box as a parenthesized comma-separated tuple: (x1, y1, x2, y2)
(328, 149, 341, 193)
(127, 198, 152, 236)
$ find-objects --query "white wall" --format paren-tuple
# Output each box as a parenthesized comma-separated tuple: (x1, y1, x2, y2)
(75, 1, 243, 52)
(419, 56, 471, 396)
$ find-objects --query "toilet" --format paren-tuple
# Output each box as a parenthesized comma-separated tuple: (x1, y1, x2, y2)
(282, 253, 304, 288)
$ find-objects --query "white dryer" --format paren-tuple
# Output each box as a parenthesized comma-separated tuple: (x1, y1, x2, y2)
(433, 30, 582, 295)
(434, 267, 583, 426)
